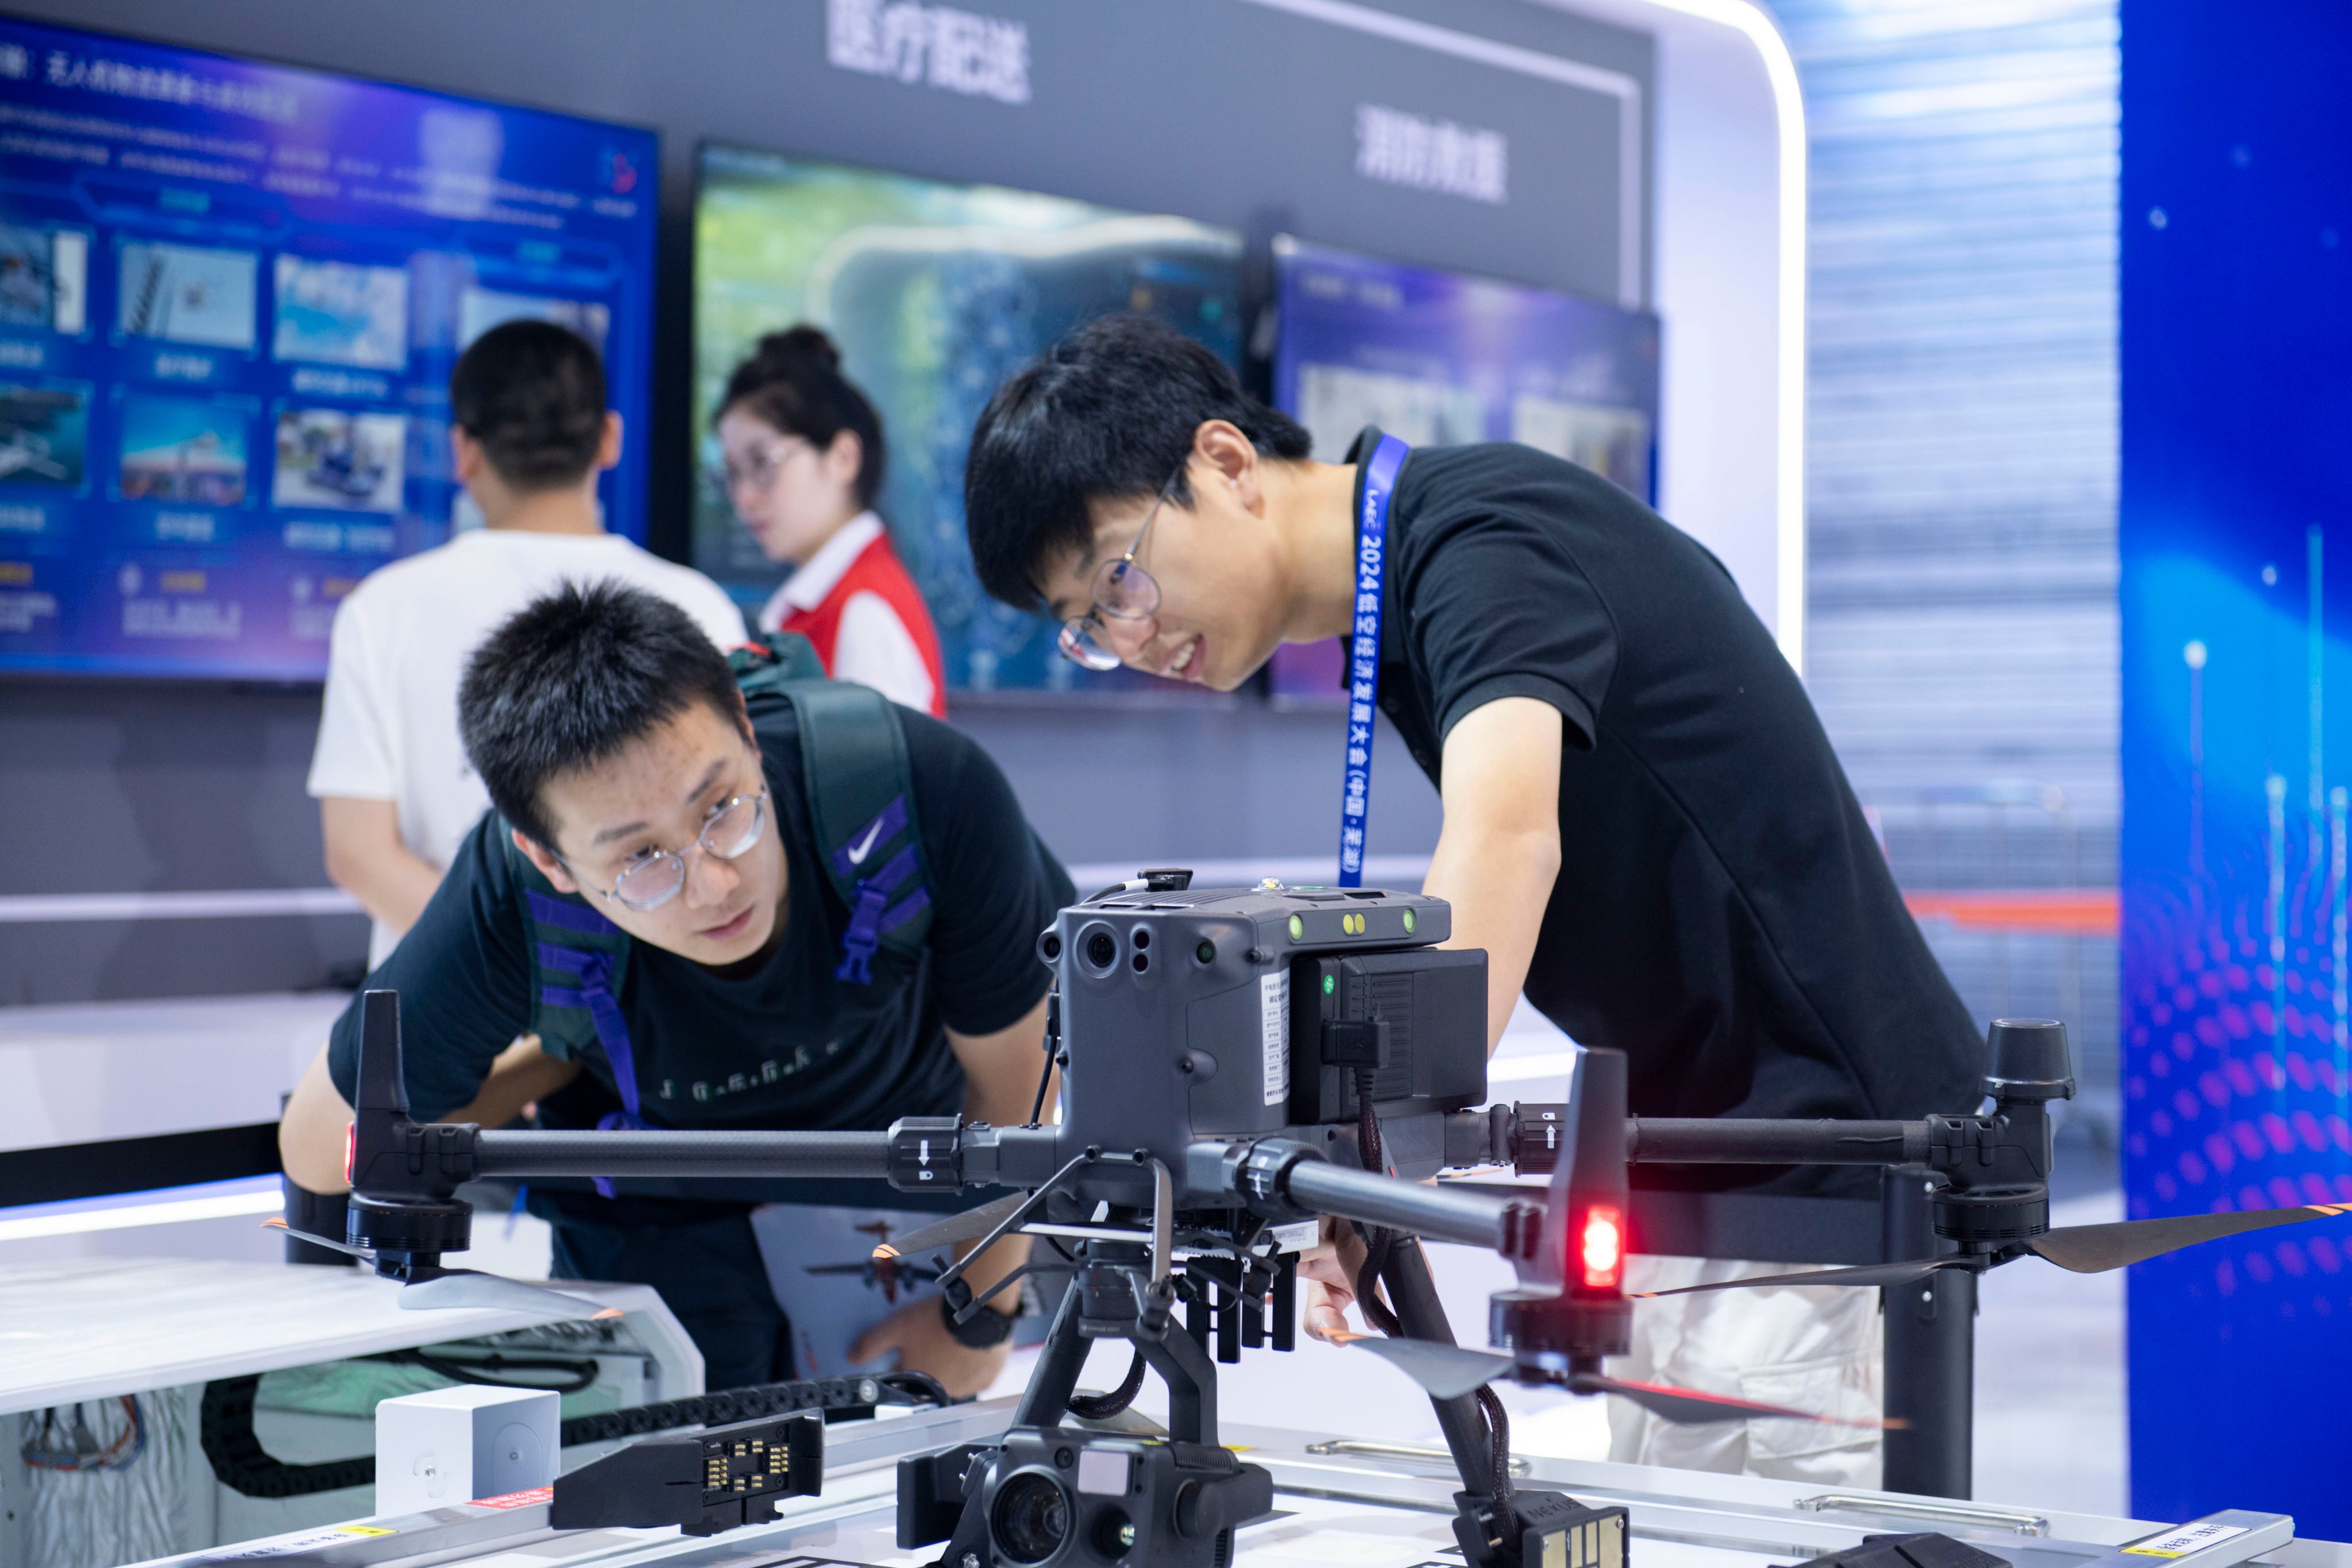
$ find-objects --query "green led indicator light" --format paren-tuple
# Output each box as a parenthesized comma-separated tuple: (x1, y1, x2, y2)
(1403, 909, 1417, 933)
(1323, 974, 1336, 994)
(1288, 914, 1304, 940)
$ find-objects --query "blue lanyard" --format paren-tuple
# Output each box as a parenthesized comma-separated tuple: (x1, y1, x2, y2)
(1338, 432, 1409, 886)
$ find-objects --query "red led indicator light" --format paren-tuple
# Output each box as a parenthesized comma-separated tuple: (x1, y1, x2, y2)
(1580, 1204, 1624, 1291)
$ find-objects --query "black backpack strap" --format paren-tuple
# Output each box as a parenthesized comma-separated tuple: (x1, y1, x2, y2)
(728, 629, 828, 696)
(782, 677, 933, 984)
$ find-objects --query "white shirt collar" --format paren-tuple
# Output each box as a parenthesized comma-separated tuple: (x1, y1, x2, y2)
(778, 512, 886, 612)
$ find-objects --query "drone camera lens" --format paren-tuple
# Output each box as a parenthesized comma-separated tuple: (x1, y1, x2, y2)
(1195, 940, 1215, 964)
(1086, 932, 1117, 970)
(1131, 928, 1150, 949)
(1092, 1506, 1138, 1558)
(1131, 952, 1149, 972)
(1041, 933, 1063, 961)
(992, 1472, 1072, 1563)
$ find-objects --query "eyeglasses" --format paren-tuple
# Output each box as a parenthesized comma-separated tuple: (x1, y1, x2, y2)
(559, 789, 770, 912)
(710, 436, 809, 499)
(1056, 467, 1180, 672)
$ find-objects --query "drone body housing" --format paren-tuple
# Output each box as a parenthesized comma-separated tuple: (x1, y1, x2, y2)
(1041, 885, 1486, 1206)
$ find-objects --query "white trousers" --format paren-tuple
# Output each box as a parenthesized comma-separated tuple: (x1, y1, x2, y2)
(1606, 1255, 1884, 1485)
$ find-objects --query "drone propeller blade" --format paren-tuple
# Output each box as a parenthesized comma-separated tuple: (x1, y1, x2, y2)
(1337, 1333, 1898, 1428)
(1333, 1332, 1518, 1399)
(1628, 1256, 1974, 1298)
(397, 1270, 624, 1320)
(1567, 1373, 1897, 1430)
(2027, 1201, 2352, 1274)
(873, 1193, 1030, 1260)
(261, 1218, 375, 1261)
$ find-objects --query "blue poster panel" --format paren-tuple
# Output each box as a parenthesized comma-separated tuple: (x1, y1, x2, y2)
(2119, 0, 2352, 1534)
(1265, 235, 1657, 699)
(0, 17, 655, 679)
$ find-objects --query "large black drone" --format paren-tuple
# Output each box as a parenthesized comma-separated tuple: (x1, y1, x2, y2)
(289, 875, 2352, 1568)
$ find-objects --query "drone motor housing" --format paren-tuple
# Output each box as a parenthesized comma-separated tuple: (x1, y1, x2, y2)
(1042, 885, 1486, 1200)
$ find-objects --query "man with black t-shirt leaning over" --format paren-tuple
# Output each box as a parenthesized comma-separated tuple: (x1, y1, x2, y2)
(959, 315, 1983, 1483)
(280, 581, 1073, 1393)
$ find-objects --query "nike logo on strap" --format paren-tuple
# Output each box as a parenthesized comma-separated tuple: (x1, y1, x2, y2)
(845, 820, 885, 865)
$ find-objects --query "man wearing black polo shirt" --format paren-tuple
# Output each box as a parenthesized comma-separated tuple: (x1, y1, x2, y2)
(960, 314, 1982, 1481)
(280, 582, 1072, 1393)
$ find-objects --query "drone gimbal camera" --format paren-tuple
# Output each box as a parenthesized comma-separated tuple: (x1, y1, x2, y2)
(316, 874, 2352, 1568)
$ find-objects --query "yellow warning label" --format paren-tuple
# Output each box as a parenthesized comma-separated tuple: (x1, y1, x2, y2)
(2123, 1523, 2249, 1558)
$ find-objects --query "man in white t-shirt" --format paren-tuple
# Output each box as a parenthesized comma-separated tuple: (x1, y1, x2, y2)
(309, 320, 746, 968)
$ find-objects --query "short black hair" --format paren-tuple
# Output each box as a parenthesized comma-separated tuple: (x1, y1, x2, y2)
(717, 325, 887, 509)
(449, 319, 609, 492)
(964, 314, 1311, 611)
(459, 581, 742, 850)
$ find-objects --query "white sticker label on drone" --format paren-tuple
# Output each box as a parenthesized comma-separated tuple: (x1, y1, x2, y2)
(1261, 970, 1291, 1106)
(1270, 1219, 1321, 1253)
(200, 1525, 395, 1559)
(2125, 1523, 2250, 1558)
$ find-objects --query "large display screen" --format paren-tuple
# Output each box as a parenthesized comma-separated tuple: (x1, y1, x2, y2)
(1265, 235, 1660, 700)
(0, 17, 656, 679)
(693, 144, 1243, 696)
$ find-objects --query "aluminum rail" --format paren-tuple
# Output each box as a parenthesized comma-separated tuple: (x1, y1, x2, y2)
(1625, 1118, 1929, 1166)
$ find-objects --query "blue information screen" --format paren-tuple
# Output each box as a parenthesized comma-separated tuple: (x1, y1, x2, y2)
(1265, 235, 1658, 698)
(0, 17, 656, 679)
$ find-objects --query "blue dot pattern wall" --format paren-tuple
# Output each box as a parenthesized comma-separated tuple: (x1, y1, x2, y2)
(2120, 0, 2352, 1534)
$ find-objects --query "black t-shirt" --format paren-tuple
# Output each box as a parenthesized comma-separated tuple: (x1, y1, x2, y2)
(1365, 437, 1982, 1157)
(327, 704, 1073, 1141)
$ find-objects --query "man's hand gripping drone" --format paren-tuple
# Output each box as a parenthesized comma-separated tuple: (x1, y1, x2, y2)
(295, 877, 2352, 1568)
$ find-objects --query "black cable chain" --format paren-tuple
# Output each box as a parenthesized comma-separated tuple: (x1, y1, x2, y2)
(199, 1369, 951, 1499)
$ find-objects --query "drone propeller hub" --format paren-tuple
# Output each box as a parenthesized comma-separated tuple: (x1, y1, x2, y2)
(1931, 1183, 2048, 1252)
(1488, 1287, 1629, 1372)
(345, 1191, 472, 1266)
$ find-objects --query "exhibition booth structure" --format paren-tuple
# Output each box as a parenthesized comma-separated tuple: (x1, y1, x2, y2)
(0, 0, 2338, 1566)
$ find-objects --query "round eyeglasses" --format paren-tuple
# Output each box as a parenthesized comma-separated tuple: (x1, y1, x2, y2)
(1057, 471, 1179, 672)
(561, 789, 769, 912)
(707, 434, 811, 500)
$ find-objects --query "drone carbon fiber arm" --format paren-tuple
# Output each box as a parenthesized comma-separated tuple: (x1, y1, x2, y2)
(345, 990, 1542, 1268)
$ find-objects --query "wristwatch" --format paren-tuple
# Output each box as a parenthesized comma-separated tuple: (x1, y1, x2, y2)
(940, 1295, 1017, 1348)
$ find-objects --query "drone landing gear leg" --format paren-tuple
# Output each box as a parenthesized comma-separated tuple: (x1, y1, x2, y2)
(1880, 1167, 1975, 1499)
(1378, 1236, 1499, 1497)
(1010, 1266, 1220, 1442)
(1382, 1238, 1627, 1568)
(1009, 1281, 1092, 1427)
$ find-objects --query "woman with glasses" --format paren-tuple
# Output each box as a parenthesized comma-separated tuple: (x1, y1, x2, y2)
(713, 326, 948, 716)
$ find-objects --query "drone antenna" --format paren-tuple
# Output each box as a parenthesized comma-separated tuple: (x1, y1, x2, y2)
(356, 988, 408, 1117)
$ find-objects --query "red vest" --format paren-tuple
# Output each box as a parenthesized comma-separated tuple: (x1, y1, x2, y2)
(778, 529, 949, 717)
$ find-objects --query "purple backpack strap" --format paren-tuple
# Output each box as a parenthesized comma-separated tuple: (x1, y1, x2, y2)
(526, 890, 644, 1198)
